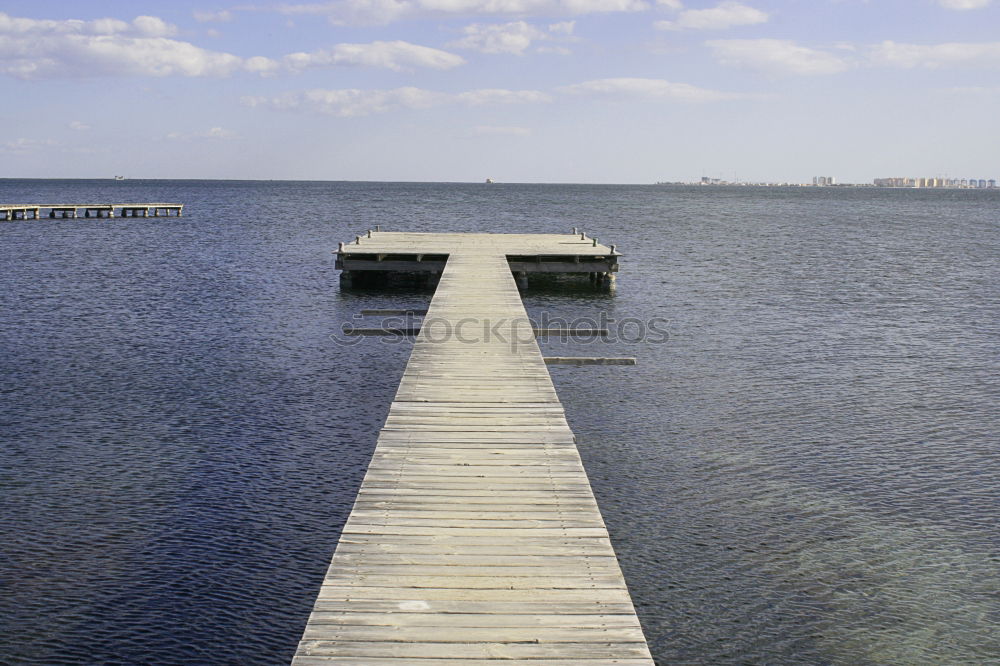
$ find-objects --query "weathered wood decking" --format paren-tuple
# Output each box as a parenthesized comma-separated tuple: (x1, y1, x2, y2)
(293, 233, 652, 664)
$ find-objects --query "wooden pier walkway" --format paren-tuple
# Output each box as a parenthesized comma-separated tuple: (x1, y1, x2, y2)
(0, 203, 183, 220)
(293, 233, 652, 665)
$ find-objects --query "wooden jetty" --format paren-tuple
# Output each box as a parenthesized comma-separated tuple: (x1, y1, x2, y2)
(0, 203, 183, 220)
(293, 231, 652, 664)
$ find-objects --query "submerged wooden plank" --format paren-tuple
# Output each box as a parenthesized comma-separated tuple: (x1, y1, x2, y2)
(293, 233, 650, 665)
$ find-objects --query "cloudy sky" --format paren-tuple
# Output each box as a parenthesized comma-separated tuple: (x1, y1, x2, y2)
(1, 0, 997, 183)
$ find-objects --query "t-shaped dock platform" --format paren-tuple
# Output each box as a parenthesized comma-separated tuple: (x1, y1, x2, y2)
(335, 230, 619, 290)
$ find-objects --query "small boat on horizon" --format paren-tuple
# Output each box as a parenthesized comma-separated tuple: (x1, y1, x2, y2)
(114, 175, 126, 181)
(485, 177, 495, 184)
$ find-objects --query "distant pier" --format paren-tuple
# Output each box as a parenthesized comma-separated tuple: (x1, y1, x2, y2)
(0, 203, 183, 221)
(293, 231, 651, 664)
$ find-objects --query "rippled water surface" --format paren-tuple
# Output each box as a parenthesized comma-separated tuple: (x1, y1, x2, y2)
(1, 180, 998, 664)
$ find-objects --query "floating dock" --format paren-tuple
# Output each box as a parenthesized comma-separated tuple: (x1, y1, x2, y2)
(336, 229, 618, 290)
(0, 203, 183, 220)
(293, 232, 652, 664)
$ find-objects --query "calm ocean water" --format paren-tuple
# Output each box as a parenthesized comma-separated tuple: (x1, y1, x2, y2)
(1, 180, 997, 665)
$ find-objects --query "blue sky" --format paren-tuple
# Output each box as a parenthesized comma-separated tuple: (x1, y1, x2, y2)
(1, 0, 997, 183)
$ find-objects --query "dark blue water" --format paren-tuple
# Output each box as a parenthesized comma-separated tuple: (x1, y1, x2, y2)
(1, 180, 998, 664)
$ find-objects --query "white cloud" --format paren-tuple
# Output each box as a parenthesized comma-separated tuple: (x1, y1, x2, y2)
(277, 0, 412, 24)
(1, 138, 58, 153)
(470, 125, 532, 135)
(558, 77, 742, 102)
(276, 0, 648, 24)
(166, 127, 238, 140)
(245, 56, 280, 75)
(193, 10, 235, 22)
(450, 20, 577, 55)
(937, 0, 991, 9)
(283, 41, 464, 71)
(0, 13, 458, 79)
(870, 41, 1000, 68)
(243, 86, 551, 117)
(246, 87, 444, 116)
(706, 37, 1000, 74)
(0, 12, 256, 79)
(0, 12, 175, 37)
(69, 120, 91, 131)
(455, 88, 552, 104)
(937, 85, 1000, 94)
(131, 16, 177, 37)
(707, 38, 851, 74)
(655, 2, 767, 30)
(559, 0, 646, 9)
(450, 21, 546, 54)
(657, 0, 683, 8)
(204, 126, 237, 139)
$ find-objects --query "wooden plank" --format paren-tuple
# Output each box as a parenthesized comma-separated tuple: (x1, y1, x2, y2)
(305, 612, 643, 627)
(296, 641, 652, 659)
(309, 599, 642, 614)
(330, 553, 620, 566)
(300, 625, 648, 642)
(294, 658, 652, 665)
(322, 565, 626, 578)
(315, 587, 634, 602)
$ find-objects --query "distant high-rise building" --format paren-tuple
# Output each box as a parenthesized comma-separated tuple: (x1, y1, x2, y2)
(875, 176, 995, 188)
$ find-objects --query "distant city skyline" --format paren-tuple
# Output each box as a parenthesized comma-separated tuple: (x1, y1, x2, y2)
(874, 176, 997, 188)
(1, 0, 999, 183)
